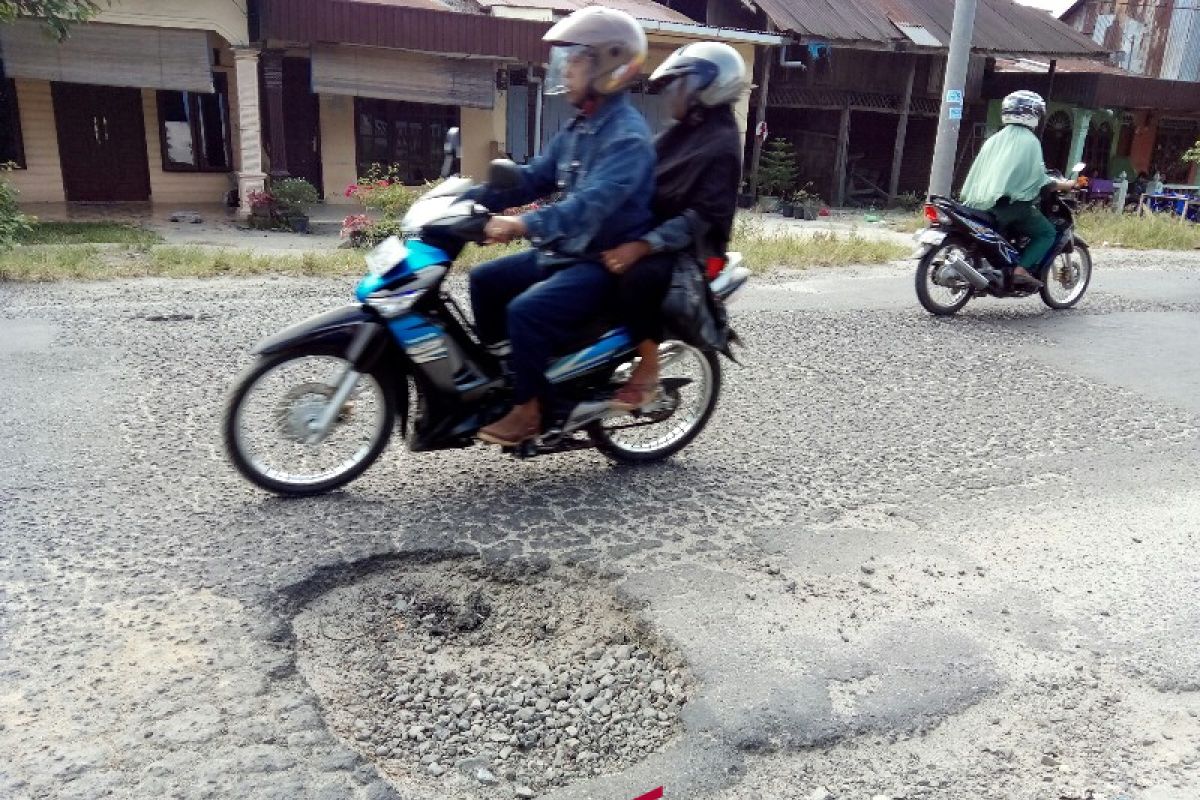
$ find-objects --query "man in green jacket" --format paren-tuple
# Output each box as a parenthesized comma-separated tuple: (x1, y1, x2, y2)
(959, 91, 1081, 289)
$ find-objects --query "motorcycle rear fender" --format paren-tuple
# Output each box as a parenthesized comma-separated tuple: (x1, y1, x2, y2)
(251, 304, 410, 433)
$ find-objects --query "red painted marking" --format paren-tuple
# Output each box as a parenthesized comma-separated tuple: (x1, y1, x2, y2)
(633, 788, 665, 800)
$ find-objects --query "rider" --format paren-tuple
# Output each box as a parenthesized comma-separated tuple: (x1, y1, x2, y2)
(467, 6, 655, 447)
(958, 90, 1082, 289)
(601, 41, 747, 408)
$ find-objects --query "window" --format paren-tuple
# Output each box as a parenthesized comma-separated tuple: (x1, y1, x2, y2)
(355, 98, 460, 184)
(157, 73, 232, 172)
(0, 80, 25, 168)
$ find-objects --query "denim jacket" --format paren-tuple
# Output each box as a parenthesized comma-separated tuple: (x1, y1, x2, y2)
(470, 92, 655, 259)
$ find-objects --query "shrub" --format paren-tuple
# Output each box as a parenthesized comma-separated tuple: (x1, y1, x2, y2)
(0, 164, 32, 250)
(272, 177, 319, 217)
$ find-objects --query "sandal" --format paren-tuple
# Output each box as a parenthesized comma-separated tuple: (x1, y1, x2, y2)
(611, 381, 659, 412)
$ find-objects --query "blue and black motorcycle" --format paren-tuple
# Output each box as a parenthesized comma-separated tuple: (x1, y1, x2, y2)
(913, 163, 1093, 316)
(223, 153, 751, 496)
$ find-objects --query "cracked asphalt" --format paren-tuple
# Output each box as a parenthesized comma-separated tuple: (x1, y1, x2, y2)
(3, 249, 1200, 800)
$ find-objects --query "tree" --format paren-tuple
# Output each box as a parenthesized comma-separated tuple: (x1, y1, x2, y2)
(757, 137, 799, 198)
(0, 1, 109, 41)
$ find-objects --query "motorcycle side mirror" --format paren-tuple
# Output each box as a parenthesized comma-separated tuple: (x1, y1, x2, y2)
(444, 127, 462, 156)
(1071, 161, 1086, 176)
(440, 127, 462, 179)
(487, 158, 522, 191)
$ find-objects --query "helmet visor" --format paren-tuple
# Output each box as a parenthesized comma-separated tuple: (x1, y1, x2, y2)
(544, 44, 592, 96)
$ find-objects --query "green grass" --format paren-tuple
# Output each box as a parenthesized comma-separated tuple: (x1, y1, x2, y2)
(731, 217, 910, 270)
(0, 241, 529, 282)
(1075, 209, 1200, 250)
(17, 221, 164, 246)
(0, 226, 911, 282)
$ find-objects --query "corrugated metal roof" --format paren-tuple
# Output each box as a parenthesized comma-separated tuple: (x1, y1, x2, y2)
(478, 0, 694, 24)
(754, 0, 1106, 57)
(985, 67, 1200, 113)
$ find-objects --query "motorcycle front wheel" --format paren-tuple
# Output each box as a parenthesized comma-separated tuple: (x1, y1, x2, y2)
(588, 342, 720, 464)
(223, 348, 395, 496)
(1041, 241, 1092, 310)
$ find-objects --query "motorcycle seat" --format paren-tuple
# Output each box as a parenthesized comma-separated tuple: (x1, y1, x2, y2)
(948, 200, 998, 229)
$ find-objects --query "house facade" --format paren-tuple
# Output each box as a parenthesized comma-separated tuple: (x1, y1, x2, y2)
(1, 0, 257, 206)
(1029, 0, 1200, 183)
(742, 0, 1105, 204)
(0, 0, 781, 214)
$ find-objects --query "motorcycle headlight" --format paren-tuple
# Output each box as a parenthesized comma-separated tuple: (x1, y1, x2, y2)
(366, 288, 424, 319)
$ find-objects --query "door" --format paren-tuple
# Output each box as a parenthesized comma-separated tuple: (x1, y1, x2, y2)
(52, 83, 151, 202)
(283, 58, 323, 195)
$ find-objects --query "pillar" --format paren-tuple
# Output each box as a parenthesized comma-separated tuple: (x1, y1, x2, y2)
(233, 47, 267, 218)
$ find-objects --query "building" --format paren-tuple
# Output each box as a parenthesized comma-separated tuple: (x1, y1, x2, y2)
(743, 0, 1105, 204)
(0, 0, 783, 214)
(0, 0, 255, 206)
(1020, 0, 1200, 183)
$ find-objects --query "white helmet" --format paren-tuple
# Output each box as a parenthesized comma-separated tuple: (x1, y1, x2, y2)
(1001, 90, 1046, 130)
(543, 7, 648, 97)
(649, 41, 748, 108)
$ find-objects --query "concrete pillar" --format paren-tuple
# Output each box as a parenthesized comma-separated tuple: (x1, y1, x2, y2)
(233, 47, 267, 218)
(1066, 109, 1093, 174)
(1113, 171, 1128, 213)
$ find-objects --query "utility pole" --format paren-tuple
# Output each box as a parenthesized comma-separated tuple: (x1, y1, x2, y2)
(927, 0, 978, 197)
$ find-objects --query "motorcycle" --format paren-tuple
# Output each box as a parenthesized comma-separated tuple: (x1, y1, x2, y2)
(223, 133, 751, 497)
(913, 162, 1093, 316)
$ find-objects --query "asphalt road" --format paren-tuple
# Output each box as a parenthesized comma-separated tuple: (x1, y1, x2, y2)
(2, 249, 1199, 800)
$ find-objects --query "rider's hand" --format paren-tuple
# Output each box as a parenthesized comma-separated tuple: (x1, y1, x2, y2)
(602, 241, 652, 274)
(485, 216, 527, 244)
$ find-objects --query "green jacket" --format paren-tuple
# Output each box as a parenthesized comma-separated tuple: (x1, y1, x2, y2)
(959, 125, 1053, 211)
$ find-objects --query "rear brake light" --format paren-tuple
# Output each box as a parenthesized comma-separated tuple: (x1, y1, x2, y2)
(923, 203, 941, 224)
(705, 257, 725, 281)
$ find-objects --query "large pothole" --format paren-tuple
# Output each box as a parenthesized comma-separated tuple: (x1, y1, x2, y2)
(293, 560, 690, 798)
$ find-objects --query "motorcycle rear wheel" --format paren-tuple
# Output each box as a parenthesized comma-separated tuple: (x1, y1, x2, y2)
(223, 348, 395, 496)
(588, 343, 720, 464)
(916, 240, 974, 316)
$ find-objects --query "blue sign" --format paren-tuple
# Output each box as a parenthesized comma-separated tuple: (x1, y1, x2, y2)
(945, 90, 964, 104)
(948, 107, 964, 120)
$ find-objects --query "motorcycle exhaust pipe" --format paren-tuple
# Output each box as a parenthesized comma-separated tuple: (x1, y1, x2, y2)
(946, 254, 990, 290)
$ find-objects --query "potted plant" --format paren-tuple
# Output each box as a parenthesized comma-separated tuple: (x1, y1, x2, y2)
(791, 183, 824, 220)
(737, 180, 756, 210)
(272, 177, 320, 233)
(757, 137, 799, 213)
(247, 189, 279, 229)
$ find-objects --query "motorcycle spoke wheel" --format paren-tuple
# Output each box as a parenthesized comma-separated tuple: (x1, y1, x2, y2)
(916, 242, 973, 316)
(1041, 244, 1092, 309)
(224, 352, 393, 496)
(589, 343, 719, 464)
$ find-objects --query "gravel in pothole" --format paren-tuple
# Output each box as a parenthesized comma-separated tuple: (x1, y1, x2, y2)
(293, 561, 690, 798)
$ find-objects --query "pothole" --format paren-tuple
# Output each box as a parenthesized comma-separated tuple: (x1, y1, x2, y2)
(293, 560, 691, 798)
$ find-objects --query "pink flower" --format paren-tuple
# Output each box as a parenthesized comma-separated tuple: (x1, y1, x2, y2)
(344, 183, 359, 198)
(376, 180, 390, 188)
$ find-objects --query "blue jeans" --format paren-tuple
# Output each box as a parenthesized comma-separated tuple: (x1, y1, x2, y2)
(469, 250, 616, 404)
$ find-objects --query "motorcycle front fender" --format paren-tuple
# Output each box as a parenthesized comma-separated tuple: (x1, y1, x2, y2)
(251, 305, 409, 434)
(253, 305, 379, 356)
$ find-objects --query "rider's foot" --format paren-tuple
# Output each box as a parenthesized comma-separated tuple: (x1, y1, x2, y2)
(478, 401, 540, 446)
(612, 364, 660, 411)
(1012, 267, 1044, 289)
